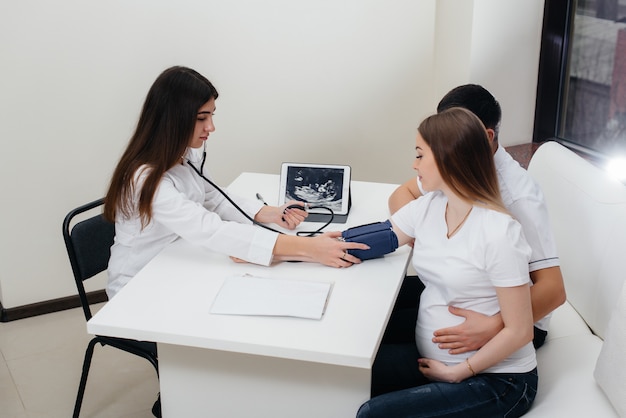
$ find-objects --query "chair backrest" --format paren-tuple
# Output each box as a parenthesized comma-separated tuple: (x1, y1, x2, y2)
(62, 198, 114, 321)
(528, 141, 626, 339)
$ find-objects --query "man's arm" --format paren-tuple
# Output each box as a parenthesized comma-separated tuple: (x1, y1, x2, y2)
(389, 177, 422, 214)
(433, 266, 566, 354)
(529, 266, 566, 322)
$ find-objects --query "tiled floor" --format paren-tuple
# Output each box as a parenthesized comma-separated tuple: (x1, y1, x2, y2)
(0, 303, 159, 417)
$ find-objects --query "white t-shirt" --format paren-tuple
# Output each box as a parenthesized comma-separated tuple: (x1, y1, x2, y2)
(392, 192, 537, 373)
(417, 145, 560, 331)
(107, 147, 279, 298)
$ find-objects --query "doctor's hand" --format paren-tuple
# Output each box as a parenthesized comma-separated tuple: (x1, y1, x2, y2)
(432, 307, 504, 354)
(272, 231, 369, 267)
(255, 201, 307, 230)
(305, 231, 369, 268)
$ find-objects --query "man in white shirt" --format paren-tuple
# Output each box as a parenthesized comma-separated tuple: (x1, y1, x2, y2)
(386, 84, 566, 352)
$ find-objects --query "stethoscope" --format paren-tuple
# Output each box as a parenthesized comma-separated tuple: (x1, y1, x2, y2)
(185, 145, 334, 237)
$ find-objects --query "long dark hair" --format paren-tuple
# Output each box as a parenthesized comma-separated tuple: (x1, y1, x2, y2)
(418, 107, 506, 213)
(104, 66, 219, 226)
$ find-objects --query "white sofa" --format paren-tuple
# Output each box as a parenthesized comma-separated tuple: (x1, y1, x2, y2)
(525, 141, 626, 417)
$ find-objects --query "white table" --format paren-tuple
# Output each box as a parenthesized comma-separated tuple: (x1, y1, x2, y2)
(88, 173, 411, 418)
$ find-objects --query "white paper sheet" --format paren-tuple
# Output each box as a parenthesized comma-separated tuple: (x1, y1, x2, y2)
(210, 274, 332, 320)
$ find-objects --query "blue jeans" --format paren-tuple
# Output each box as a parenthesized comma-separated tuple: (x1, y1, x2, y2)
(357, 368, 538, 418)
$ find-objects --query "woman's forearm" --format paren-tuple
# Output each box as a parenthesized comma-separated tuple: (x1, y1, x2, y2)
(458, 285, 534, 378)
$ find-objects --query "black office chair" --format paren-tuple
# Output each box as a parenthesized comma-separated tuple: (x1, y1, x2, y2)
(63, 198, 159, 418)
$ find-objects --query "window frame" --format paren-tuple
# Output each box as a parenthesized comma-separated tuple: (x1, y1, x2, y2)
(534, 0, 624, 161)
(534, 0, 574, 145)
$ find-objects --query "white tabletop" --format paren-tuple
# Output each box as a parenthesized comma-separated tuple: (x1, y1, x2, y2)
(88, 173, 411, 369)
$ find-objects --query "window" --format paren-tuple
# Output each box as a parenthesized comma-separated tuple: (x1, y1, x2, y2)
(535, 0, 626, 161)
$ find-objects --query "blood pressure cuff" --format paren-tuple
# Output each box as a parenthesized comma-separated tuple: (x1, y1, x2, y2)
(341, 220, 399, 260)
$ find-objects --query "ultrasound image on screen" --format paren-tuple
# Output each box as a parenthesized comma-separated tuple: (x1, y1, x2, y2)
(284, 166, 344, 213)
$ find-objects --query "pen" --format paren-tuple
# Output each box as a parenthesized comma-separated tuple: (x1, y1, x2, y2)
(256, 193, 268, 205)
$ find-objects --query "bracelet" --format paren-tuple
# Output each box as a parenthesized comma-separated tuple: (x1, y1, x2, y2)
(466, 358, 476, 377)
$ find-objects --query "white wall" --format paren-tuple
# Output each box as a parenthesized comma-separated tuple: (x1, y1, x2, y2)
(435, 0, 546, 146)
(0, 0, 544, 309)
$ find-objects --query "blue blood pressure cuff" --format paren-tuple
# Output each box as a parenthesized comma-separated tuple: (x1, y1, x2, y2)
(341, 220, 399, 260)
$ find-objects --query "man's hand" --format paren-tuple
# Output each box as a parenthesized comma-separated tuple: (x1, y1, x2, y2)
(432, 306, 504, 354)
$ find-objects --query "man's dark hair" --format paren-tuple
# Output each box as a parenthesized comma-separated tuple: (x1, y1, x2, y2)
(437, 84, 502, 138)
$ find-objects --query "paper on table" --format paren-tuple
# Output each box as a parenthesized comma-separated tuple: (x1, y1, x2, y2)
(210, 274, 332, 320)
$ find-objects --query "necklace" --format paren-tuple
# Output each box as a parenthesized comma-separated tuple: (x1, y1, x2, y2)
(446, 205, 473, 238)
